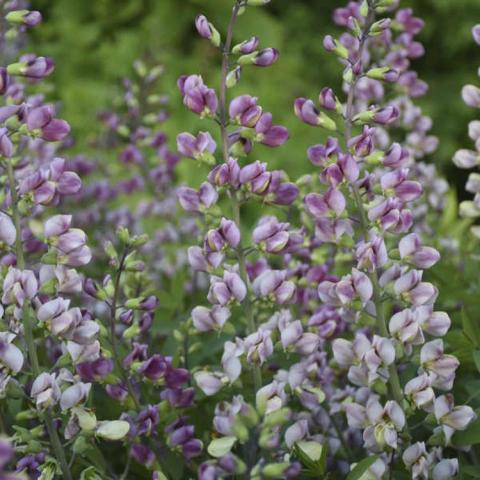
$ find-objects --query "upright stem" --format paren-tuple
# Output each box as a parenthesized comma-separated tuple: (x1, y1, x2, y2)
(218, 1, 262, 393)
(6, 160, 73, 480)
(110, 248, 141, 410)
(231, 196, 262, 392)
(219, 1, 241, 162)
(343, 7, 404, 408)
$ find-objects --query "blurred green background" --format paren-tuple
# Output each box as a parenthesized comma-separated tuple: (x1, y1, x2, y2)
(29, 0, 480, 193)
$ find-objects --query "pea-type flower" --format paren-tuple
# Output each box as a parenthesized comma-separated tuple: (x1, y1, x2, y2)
(453, 25, 480, 235)
(293, 0, 474, 477)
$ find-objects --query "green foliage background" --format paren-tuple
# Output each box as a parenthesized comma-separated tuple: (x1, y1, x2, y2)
(28, 0, 480, 191)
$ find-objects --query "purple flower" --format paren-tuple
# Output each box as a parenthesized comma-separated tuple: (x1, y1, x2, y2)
(195, 15, 213, 39)
(229, 95, 262, 127)
(252, 269, 296, 304)
(8, 54, 54, 79)
(0, 128, 13, 157)
(233, 36, 259, 54)
(76, 357, 113, 382)
(305, 188, 346, 218)
(473, 24, 480, 46)
(26, 106, 70, 141)
(244, 329, 273, 365)
(2, 268, 37, 306)
(255, 112, 289, 147)
(177, 131, 216, 163)
(192, 305, 231, 332)
(239, 48, 279, 67)
(177, 182, 218, 212)
(398, 233, 440, 268)
(138, 354, 169, 381)
(207, 271, 247, 306)
(178, 74, 218, 117)
(130, 444, 155, 467)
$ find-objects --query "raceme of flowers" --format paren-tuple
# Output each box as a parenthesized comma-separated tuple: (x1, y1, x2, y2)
(0, 0, 477, 479)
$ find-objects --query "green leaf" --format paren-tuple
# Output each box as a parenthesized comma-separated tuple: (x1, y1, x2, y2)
(474, 350, 480, 373)
(462, 464, 480, 478)
(80, 466, 103, 480)
(462, 310, 480, 347)
(294, 441, 327, 476)
(207, 436, 237, 458)
(452, 416, 480, 446)
(346, 456, 379, 480)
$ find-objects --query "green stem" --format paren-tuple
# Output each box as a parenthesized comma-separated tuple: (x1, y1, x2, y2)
(343, 6, 404, 409)
(6, 159, 73, 480)
(219, 1, 241, 163)
(231, 195, 262, 392)
(218, 1, 262, 393)
(109, 247, 141, 411)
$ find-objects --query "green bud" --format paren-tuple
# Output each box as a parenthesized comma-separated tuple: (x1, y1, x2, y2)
(237, 52, 257, 65)
(188, 342, 202, 354)
(116, 125, 130, 138)
(95, 420, 130, 441)
(366, 150, 384, 165)
(41, 250, 58, 265)
(258, 427, 274, 449)
(226, 67, 242, 88)
(360, 0, 369, 17)
(353, 110, 376, 124)
(131, 233, 149, 247)
(103, 240, 118, 261)
(133, 59, 148, 77)
(318, 112, 337, 131)
(26, 440, 44, 454)
(72, 436, 90, 455)
(147, 94, 163, 105)
(5, 29, 17, 41)
(39, 277, 57, 296)
(233, 419, 249, 443)
(7, 380, 28, 399)
(15, 409, 38, 421)
(151, 472, 168, 480)
(246, 0, 271, 5)
(460, 200, 480, 218)
(263, 463, 289, 478)
(389, 248, 400, 260)
(263, 407, 291, 427)
(123, 322, 140, 339)
(173, 329, 184, 342)
(207, 436, 236, 458)
(74, 407, 97, 432)
(210, 26, 221, 48)
(117, 226, 130, 244)
(7, 62, 27, 76)
(241, 403, 259, 427)
(143, 113, 158, 125)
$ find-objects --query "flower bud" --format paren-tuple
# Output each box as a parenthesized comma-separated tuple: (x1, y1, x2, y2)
(294, 98, 337, 130)
(239, 48, 279, 67)
(226, 66, 242, 88)
(319, 87, 342, 113)
(453, 149, 479, 169)
(233, 37, 259, 54)
(96, 420, 130, 441)
(195, 15, 221, 47)
(473, 25, 480, 46)
(366, 66, 399, 83)
(5, 10, 42, 27)
(432, 459, 459, 480)
(462, 84, 480, 108)
(323, 35, 349, 58)
(7, 54, 54, 79)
